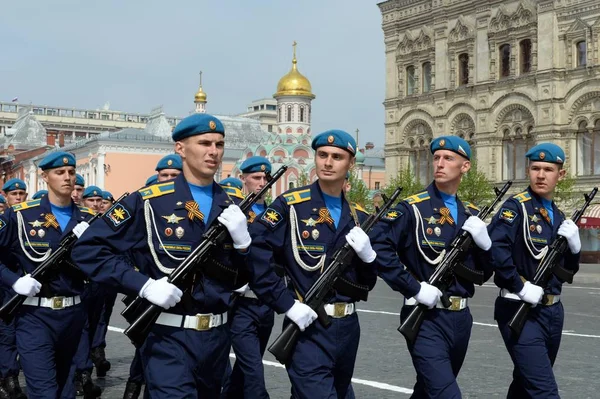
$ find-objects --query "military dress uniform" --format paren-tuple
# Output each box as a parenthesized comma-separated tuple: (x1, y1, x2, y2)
(221, 156, 275, 399)
(246, 130, 377, 398)
(489, 144, 580, 398)
(32, 190, 48, 200)
(0, 152, 94, 399)
(71, 114, 250, 398)
(372, 137, 493, 399)
(219, 177, 243, 190)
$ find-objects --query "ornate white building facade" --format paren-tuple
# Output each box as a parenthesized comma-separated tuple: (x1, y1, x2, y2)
(379, 0, 600, 194)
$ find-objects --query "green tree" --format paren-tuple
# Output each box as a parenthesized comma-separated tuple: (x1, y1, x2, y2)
(297, 169, 310, 187)
(382, 165, 423, 204)
(554, 171, 578, 209)
(346, 169, 371, 210)
(457, 161, 495, 206)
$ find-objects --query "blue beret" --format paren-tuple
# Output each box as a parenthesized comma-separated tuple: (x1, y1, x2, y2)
(525, 143, 565, 164)
(39, 151, 76, 170)
(155, 154, 183, 171)
(219, 177, 243, 190)
(83, 186, 103, 199)
(172, 113, 225, 142)
(75, 174, 85, 187)
(145, 175, 158, 186)
(102, 191, 114, 201)
(240, 156, 271, 174)
(311, 130, 356, 156)
(32, 190, 48, 200)
(3, 178, 27, 192)
(430, 136, 471, 160)
(0, 195, 5, 204)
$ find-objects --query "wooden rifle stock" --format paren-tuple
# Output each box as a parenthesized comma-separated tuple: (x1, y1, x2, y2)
(268, 187, 403, 365)
(398, 181, 513, 345)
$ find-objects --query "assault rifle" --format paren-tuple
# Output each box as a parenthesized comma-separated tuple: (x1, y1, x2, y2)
(123, 165, 287, 347)
(508, 186, 598, 336)
(398, 181, 513, 345)
(0, 192, 129, 324)
(268, 187, 403, 365)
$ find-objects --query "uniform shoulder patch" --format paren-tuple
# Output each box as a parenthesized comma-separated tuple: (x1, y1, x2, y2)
(103, 202, 132, 230)
(382, 209, 403, 221)
(12, 199, 41, 212)
(499, 207, 517, 224)
(138, 182, 175, 200)
(78, 206, 96, 215)
(0, 218, 5, 231)
(283, 189, 311, 205)
(404, 191, 430, 205)
(512, 191, 531, 203)
(463, 201, 480, 211)
(351, 202, 369, 214)
(222, 186, 245, 200)
(260, 208, 283, 229)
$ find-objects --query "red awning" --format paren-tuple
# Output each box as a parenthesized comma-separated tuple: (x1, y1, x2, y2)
(578, 204, 600, 229)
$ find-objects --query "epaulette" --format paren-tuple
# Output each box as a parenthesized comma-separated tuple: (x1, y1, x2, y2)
(221, 186, 245, 200)
(138, 182, 175, 200)
(283, 188, 311, 205)
(78, 206, 96, 215)
(12, 199, 41, 212)
(352, 202, 369, 214)
(463, 201, 480, 211)
(512, 191, 531, 203)
(404, 191, 430, 205)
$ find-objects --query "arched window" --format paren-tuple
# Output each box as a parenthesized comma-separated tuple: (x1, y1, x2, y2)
(455, 116, 476, 159)
(503, 127, 533, 180)
(286, 106, 292, 122)
(520, 39, 532, 74)
(499, 44, 511, 78)
(406, 66, 415, 95)
(578, 119, 600, 175)
(458, 53, 469, 86)
(299, 106, 305, 122)
(422, 62, 432, 93)
(406, 122, 432, 185)
(289, 181, 295, 189)
(576, 41, 587, 67)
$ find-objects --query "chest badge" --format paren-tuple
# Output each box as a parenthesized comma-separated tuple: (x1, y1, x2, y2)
(164, 227, 173, 237)
(29, 229, 36, 236)
(175, 226, 185, 239)
(536, 225, 542, 234)
(38, 229, 45, 238)
(434, 227, 442, 237)
(528, 214, 539, 223)
(301, 217, 318, 227)
(29, 220, 44, 228)
(539, 208, 550, 224)
(312, 229, 320, 240)
(438, 208, 454, 225)
(302, 230, 310, 239)
(162, 213, 185, 224)
(427, 216, 438, 225)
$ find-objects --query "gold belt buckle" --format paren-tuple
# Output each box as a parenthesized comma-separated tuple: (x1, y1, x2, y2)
(195, 314, 211, 331)
(333, 303, 346, 318)
(545, 295, 555, 306)
(449, 297, 461, 311)
(52, 296, 65, 310)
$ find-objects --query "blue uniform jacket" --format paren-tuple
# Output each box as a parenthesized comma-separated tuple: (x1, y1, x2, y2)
(372, 183, 493, 299)
(0, 196, 94, 296)
(245, 182, 377, 314)
(488, 186, 579, 295)
(71, 173, 245, 315)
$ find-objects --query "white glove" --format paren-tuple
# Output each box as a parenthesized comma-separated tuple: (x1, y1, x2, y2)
(285, 300, 318, 331)
(12, 274, 41, 297)
(234, 283, 249, 294)
(72, 221, 90, 238)
(461, 216, 491, 251)
(414, 282, 443, 309)
(139, 277, 183, 310)
(218, 205, 251, 249)
(558, 220, 581, 254)
(518, 281, 544, 307)
(345, 226, 377, 263)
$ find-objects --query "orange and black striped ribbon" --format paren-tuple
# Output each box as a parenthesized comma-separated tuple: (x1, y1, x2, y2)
(439, 207, 454, 225)
(43, 214, 59, 229)
(185, 201, 204, 222)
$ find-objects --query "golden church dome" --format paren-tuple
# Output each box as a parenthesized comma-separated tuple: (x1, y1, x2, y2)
(194, 71, 207, 103)
(274, 42, 315, 99)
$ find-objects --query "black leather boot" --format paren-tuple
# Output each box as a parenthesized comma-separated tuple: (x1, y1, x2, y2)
(122, 380, 142, 399)
(80, 371, 102, 399)
(0, 379, 10, 399)
(90, 347, 111, 378)
(3, 376, 26, 399)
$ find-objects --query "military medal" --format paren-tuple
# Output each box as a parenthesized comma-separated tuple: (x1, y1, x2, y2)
(434, 227, 442, 237)
(428, 216, 438, 225)
(539, 208, 550, 223)
(529, 214, 539, 223)
(301, 217, 317, 227)
(164, 227, 173, 237)
(426, 227, 433, 235)
(175, 227, 184, 239)
(38, 229, 45, 238)
(536, 225, 542, 234)
(162, 213, 185, 224)
(312, 229, 319, 240)
(302, 230, 310, 239)
(529, 224, 535, 232)
(439, 208, 454, 225)
(29, 229, 36, 236)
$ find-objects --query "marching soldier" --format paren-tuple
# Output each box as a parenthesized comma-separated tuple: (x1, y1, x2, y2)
(0, 196, 6, 213)
(100, 191, 114, 213)
(245, 130, 378, 398)
(72, 174, 85, 205)
(0, 151, 94, 398)
(31, 190, 48, 200)
(371, 136, 493, 398)
(145, 175, 158, 187)
(0, 179, 28, 399)
(219, 177, 243, 190)
(71, 113, 252, 397)
(155, 154, 183, 182)
(221, 156, 274, 399)
(81, 187, 104, 213)
(489, 143, 581, 398)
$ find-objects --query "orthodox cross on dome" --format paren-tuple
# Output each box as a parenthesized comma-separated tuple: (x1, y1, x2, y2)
(199, 70, 203, 86)
(292, 41, 297, 61)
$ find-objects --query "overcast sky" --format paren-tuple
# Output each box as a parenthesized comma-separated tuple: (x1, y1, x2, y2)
(2, 1, 386, 147)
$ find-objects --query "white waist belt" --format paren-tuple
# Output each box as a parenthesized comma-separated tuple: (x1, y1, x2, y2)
(23, 295, 81, 310)
(324, 302, 355, 318)
(155, 311, 228, 331)
(500, 289, 561, 305)
(404, 296, 468, 311)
